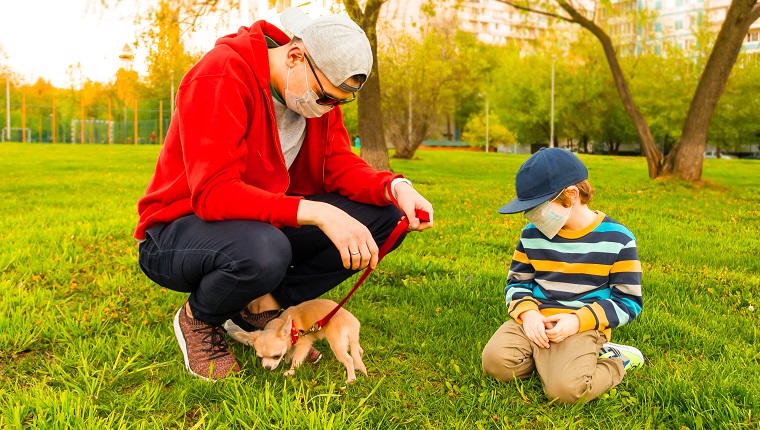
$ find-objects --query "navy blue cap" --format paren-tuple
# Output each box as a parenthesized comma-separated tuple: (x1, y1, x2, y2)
(498, 147, 588, 214)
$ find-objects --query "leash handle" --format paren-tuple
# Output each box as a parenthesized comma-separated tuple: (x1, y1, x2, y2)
(316, 209, 429, 329)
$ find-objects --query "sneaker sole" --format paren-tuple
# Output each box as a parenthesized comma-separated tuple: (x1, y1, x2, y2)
(307, 349, 323, 364)
(174, 308, 214, 382)
(605, 342, 645, 369)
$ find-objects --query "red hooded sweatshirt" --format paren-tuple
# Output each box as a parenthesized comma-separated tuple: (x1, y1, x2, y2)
(134, 20, 399, 240)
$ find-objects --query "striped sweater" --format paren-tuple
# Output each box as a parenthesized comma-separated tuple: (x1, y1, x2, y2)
(505, 211, 643, 340)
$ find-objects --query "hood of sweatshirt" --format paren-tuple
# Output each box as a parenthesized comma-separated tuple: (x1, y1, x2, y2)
(213, 20, 292, 91)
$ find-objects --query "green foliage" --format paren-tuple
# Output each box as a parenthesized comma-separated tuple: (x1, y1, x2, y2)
(1, 144, 759, 428)
(709, 55, 760, 152)
(462, 111, 516, 149)
(339, 102, 359, 143)
(378, 15, 493, 158)
(137, 0, 201, 100)
(378, 26, 456, 157)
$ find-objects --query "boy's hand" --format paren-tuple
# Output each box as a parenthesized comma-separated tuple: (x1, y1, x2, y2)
(544, 314, 580, 344)
(521, 310, 550, 348)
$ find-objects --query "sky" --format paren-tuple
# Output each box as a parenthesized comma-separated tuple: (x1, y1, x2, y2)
(0, 0, 244, 88)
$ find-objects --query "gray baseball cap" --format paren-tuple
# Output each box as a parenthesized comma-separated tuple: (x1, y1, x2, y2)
(280, 7, 372, 93)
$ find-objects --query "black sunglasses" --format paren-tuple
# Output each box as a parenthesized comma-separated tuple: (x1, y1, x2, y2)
(303, 54, 356, 106)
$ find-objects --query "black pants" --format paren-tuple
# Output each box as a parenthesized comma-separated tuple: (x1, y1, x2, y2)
(138, 193, 404, 325)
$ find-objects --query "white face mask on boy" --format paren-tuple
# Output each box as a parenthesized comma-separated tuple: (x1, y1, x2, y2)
(524, 190, 572, 239)
(284, 63, 333, 118)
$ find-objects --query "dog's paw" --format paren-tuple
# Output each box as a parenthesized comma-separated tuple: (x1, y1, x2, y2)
(283, 369, 295, 377)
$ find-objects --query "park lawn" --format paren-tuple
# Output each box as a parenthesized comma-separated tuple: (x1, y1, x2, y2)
(0, 143, 758, 429)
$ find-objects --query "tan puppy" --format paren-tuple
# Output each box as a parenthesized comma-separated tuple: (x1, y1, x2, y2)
(229, 299, 368, 383)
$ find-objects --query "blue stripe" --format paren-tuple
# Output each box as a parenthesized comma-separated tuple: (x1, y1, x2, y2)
(620, 297, 643, 316)
(594, 222, 636, 241)
(580, 289, 612, 301)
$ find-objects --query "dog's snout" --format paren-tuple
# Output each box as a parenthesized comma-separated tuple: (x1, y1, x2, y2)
(264, 365, 272, 370)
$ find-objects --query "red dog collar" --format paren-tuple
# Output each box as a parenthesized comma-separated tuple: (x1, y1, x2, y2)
(290, 320, 299, 346)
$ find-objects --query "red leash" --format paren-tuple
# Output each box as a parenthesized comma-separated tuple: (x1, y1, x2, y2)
(294, 209, 430, 342)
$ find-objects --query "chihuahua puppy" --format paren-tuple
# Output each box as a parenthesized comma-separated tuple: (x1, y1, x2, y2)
(230, 299, 367, 383)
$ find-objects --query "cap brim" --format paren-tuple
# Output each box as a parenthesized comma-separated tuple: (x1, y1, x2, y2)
(498, 193, 554, 214)
(280, 7, 310, 38)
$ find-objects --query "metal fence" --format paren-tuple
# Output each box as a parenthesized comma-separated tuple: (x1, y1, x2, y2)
(1, 97, 171, 145)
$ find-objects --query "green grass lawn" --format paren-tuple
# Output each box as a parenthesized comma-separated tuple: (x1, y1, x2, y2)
(1, 143, 758, 429)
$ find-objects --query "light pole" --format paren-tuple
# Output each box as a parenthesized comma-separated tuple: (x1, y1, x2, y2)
(479, 93, 489, 153)
(5, 77, 10, 141)
(170, 70, 175, 114)
(119, 44, 134, 143)
(550, 54, 556, 148)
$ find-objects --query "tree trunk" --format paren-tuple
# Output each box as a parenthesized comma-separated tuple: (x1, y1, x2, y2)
(342, 0, 391, 171)
(661, 0, 760, 181)
(558, 1, 662, 178)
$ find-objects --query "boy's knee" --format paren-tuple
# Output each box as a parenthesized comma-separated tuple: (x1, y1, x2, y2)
(481, 344, 526, 382)
(543, 375, 592, 404)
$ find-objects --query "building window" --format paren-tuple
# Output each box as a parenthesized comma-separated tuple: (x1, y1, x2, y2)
(655, 22, 662, 32)
(655, 1, 662, 9)
(675, 20, 683, 30)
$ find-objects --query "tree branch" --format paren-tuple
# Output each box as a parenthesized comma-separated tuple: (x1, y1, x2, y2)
(494, 0, 575, 23)
(750, 2, 760, 24)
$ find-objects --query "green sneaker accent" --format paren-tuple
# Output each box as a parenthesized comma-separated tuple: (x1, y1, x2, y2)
(600, 342, 644, 371)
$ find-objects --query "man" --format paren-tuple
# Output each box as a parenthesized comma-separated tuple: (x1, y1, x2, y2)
(135, 8, 434, 380)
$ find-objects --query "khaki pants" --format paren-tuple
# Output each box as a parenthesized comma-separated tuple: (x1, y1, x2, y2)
(481, 320, 626, 404)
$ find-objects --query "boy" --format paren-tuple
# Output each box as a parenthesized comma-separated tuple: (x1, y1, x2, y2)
(481, 148, 644, 403)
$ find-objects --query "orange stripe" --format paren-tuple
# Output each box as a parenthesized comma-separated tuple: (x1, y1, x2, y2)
(610, 260, 642, 273)
(531, 260, 611, 276)
(512, 250, 530, 264)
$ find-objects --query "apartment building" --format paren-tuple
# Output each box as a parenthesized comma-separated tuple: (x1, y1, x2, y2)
(600, 0, 760, 57)
(248, 0, 552, 45)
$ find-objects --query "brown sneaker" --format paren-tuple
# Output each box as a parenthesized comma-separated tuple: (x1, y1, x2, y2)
(174, 303, 240, 381)
(305, 345, 322, 364)
(224, 308, 281, 332)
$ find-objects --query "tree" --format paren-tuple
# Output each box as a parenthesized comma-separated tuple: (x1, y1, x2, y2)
(462, 112, 516, 150)
(137, 0, 200, 101)
(661, 0, 760, 178)
(496, 0, 760, 182)
(98, 0, 242, 31)
(489, 43, 554, 145)
(341, 0, 392, 170)
(379, 25, 467, 159)
(708, 55, 760, 153)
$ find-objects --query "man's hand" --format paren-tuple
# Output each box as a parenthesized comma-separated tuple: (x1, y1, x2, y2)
(297, 200, 378, 270)
(544, 313, 580, 344)
(391, 181, 434, 232)
(520, 310, 550, 349)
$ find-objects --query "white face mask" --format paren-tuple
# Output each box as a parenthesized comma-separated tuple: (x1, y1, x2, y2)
(524, 191, 572, 239)
(284, 63, 333, 118)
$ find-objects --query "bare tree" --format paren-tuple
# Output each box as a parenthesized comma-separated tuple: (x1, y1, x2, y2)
(496, 0, 759, 181)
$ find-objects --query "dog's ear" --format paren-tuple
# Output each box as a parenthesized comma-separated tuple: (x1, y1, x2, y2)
(279, 316, 293, 339)
(248, 331, 260, 343)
